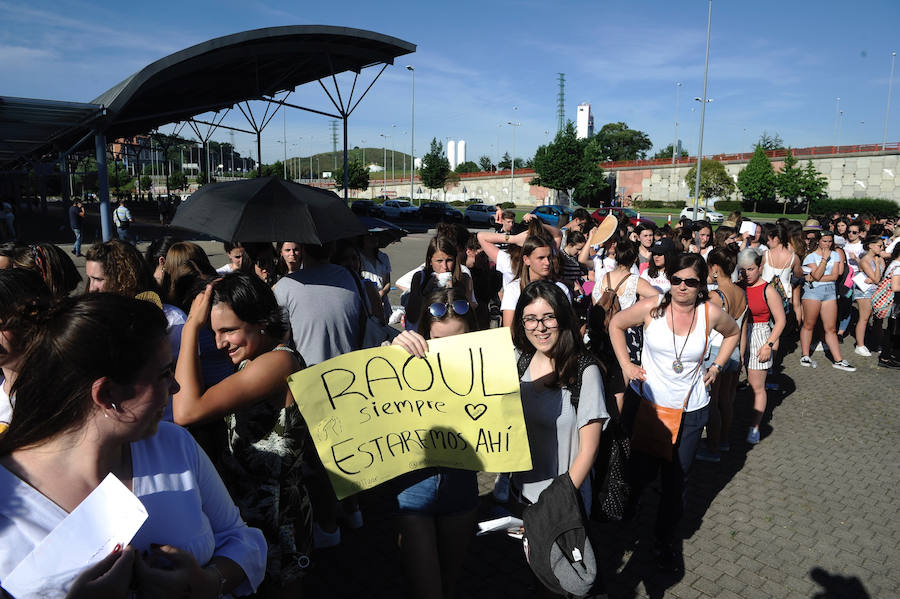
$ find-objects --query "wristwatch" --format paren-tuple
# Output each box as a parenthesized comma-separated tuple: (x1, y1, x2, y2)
(767, 341, 774, 348)
(504, 233, 510, 242)
(710, 363, 723, 372)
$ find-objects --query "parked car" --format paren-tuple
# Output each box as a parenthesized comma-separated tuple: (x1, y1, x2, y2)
(590, 206, 656, 228)
(418, 201, 463, 222)
(463, 204, 496, 227)
(351, 200, 385, 217)
(381, 199, 419, 220)
(529, 204, 575, 227)
(679, 206, 724, 223)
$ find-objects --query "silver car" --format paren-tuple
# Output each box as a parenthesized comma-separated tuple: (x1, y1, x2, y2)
(381, 199, 419, 219)
(464, 204, 496, 227)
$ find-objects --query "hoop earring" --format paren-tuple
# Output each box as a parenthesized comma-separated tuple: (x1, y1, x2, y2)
(111, 403, 119, 412)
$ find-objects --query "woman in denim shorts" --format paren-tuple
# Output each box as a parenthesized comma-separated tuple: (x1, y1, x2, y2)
(852, 235, 886, 356)
(800, 230, 855, 371)
(389, 286, 479, 599)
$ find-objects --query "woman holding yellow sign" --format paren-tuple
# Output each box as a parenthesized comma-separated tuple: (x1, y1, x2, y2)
(390, 285, 479, 599)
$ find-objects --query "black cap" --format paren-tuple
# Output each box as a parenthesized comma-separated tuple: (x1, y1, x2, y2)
(650, 238, 676, 254)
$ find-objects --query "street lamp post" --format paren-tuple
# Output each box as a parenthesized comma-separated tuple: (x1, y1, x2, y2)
(837, 110, 845, 149)
(406, 65, 415, 204)
(282, 108, 287, 179)
(884, 52, 897, 151)
(507, 120, 520, 204)
(380, 133, 388, 194)
(833, 97, 841, 150)
(673, 82, 682, 164)
(391, 124, 397, 182)
(692, 0, 713, 221)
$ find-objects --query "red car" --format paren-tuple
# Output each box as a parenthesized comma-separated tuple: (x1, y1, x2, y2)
(590, 206, 656, 228)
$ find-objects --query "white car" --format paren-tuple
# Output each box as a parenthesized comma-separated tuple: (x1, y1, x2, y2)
(680, 206, 724, 224)
(381, 199, 418, 219)
(463, 204, 496, 227)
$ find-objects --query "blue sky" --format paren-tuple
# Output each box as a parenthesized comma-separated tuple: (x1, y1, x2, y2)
(2, 0, 899, 166)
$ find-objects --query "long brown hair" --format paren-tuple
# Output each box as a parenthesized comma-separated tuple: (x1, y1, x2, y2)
(0, 294, 167, 455)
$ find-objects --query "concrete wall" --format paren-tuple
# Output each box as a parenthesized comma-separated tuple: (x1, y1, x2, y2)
(361, 149, 900, 208)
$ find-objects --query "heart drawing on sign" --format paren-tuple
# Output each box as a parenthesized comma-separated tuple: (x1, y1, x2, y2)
(465, 404, 487, 421)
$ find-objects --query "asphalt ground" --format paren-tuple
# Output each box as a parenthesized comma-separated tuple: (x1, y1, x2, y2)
(15, 204, 900, 598)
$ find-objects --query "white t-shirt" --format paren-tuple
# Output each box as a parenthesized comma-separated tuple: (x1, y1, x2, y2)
(495, 250, 515, 285)
(0, 378, 10, 434)
(396, 263, 473, 291)
(640, 270, 671, 294)
(0, 422, 267, 596)
(500, 279, 571, 312)
(216, 263, 237, 274)
(843, 241, 864, 266)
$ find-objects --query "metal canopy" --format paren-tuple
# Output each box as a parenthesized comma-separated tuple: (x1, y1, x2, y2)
(0, 25, 415, 168)
(92, 25, 415, 140)
(0, 96, 103, 167)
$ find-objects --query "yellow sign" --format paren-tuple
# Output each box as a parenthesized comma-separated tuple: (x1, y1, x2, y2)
(288, 328, 531, 499)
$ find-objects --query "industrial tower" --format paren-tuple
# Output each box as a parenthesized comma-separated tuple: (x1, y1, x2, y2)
(556, 73, 566, 133)
(330, 120, 339, 169)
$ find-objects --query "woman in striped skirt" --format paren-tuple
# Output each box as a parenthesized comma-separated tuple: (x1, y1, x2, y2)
(737, 249, 786, 445)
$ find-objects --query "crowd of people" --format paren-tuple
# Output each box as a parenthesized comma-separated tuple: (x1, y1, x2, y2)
(0, 202, 898, 598)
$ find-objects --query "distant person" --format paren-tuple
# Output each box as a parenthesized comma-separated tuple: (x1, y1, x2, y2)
(113, 198, 134, 243)
(217, 241, 246, 274)
(0, 199, 14, 241)
(68, 198, 85, 256)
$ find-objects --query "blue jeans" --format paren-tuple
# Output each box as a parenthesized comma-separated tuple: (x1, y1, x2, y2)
(72, 228, 82, 255)
(117, 227, 134, 244)
(628, 404, 709, 543)
(393, 468, 478, 516)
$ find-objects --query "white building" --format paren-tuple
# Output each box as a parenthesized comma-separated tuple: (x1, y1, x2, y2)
(576, 103, 593, 139)
(447, 140, 457, 170)
(457, 139, 466, 166)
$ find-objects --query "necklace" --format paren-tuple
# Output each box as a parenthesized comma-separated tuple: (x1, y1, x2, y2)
(670, 304, 697, 373)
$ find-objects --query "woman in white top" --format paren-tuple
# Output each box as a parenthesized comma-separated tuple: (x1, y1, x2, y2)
(609, 252, 739, 571)
(500, 234, 571, 327)
(800, 230, 855, 370)
(0, 294, 266, 598)
(852, 235, 886, 357)
(640, 238, 676, 294)
(761, 224, 802, 307)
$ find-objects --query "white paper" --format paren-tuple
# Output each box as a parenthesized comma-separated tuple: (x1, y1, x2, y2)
(739, 221, 757, 236)
(3, 473, 148, 599)
(477, 515, 524, 536)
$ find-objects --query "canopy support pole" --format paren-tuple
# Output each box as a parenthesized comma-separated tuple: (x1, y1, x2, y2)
(94, 130, 112, 241)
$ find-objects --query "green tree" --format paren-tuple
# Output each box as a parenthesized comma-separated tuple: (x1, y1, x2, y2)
(652, 143, 689, 160)
(455, 160, 480, 174)
(331, 160, 370, 191)
(775, 148, 803, 209)
(737, 145, 777, 204)
(758, 131, 784, 151)
(169, 171, 188, 190)
(139, 175, 152, 192)
(594, 122, 653, 161)
(108, 161, 133, 191)
(684, 159, 736, 202)
(420, 138, 451, 197)
(531, 121, 608, 206)
(799, 160, 828, 211)
(498, 152, 512, 170)
(478, 155, 493, 171)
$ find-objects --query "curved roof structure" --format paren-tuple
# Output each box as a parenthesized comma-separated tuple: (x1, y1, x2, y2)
(1, 25, 415, 167)
(92, 25, 415, 139)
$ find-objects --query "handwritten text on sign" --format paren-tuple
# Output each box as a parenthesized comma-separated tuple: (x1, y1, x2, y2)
(288, 328, 531, 499)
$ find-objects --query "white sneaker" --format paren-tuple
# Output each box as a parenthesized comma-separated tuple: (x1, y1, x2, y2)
(814, 342, 825, 352)
(388, 307, 405, 325)
(800, 355, 817, 368)
(854, 345, 872, 357)
(832, 360, 857, 372)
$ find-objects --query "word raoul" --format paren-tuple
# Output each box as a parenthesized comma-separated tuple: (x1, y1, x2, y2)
(288, 328, 531, 499)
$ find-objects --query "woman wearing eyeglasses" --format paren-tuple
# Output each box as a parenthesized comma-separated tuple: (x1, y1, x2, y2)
(389, 287, 479, 599)
(609, 253, 739, 571)
(508, 280, 607, 517)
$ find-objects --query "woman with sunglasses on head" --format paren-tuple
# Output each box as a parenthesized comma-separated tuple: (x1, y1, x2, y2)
(389, 286, 479, 599)
(173, 273, 311, 597)
(737, 249, 786, 444)
(405, 236, 474, 332)
(509, 280, 608, 518)
(0, 294, 266, 598)
(800, 230, 855, 371)
(609, 253, 739, 571)
(851, 235, 886, 357)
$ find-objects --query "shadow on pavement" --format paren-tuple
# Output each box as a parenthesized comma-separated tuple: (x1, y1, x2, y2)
(810, 566, 871, 598)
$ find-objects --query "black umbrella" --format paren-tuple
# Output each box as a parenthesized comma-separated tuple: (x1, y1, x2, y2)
(359, 216, 408, 248)
(171, 177, 366, 243)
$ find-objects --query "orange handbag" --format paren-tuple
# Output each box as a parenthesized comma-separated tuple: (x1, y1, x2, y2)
(630, 304, 709, 461)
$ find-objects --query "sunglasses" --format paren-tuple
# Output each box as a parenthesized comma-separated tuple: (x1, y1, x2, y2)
(428, 300, 470, 319)
(671, 275, 701, 288)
